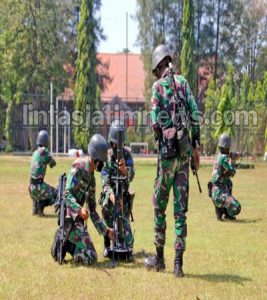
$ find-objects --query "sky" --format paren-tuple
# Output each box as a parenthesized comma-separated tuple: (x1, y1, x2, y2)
(98, 0, 140, 54)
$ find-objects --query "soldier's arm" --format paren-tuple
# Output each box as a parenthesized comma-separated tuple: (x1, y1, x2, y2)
(184, 79, 201, 149)
(100, 162, 114, 206)
(87, 173, 108, 236)
(221, 155, 236, 177)
(42, 148, 56, 168)
(150, 82, 162, 140)
(64, 171, 82, 220)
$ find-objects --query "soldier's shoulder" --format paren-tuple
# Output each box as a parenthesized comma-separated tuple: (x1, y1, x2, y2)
(37, 146, 48, 156)
(175, 74, 187, 86)
(217, 153, 229, 163)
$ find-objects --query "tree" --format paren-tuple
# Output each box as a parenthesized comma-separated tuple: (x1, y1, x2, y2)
(202, 77, 220, 155)
(181, 0, 196, 94)
(74, 0, 101, 150)
(214, 64, 236, 139)
(0, 0, 69, 150)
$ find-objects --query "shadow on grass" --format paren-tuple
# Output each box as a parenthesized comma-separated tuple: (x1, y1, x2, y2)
(185, 273, 252, 285)
(43, 214, 58, 219)
(233, 218, 263, 224)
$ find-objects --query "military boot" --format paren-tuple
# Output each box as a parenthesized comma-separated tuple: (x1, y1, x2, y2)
(174, 249, 184, 278)
(224, 209, 236, 221)
(32, 200, 38, 215)
(215, 207, 224, 221)
(144, 247, 165, 271)
(37, 201, 45, 217)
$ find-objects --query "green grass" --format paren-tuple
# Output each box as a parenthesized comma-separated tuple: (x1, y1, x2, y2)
(0, 156, 266, 299)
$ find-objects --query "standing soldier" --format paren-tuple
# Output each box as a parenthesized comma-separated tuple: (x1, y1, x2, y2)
(144, 45, 200, 277)
(209, 133, 241, 221)
(51, 134, 115, 265)
(28, 130, 57, 217)
(100, 120, 135, 258)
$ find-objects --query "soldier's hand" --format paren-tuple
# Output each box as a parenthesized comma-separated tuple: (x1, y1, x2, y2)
(49, 158, 56, 168)
(107, 228, 115, 242)
(193, 148, 200, 171)
(79, 207, 89, 220)
(118, 159, 127, 176)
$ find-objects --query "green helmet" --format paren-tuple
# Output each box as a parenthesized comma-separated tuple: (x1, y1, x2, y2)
(36, 130, 49, 147)
(108, 120, 125, 144)
(88, 134, 108, 162)
(218, 133, 231, 149)
(152, 44, 172, 72)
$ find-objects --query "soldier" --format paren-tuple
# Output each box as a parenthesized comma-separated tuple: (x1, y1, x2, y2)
(52, 134, 114, 265)
(28, 130, 57, 217)
(100, 120, 135, 258)
(209, 133, 241, 221)
(144, 45, 200, 277)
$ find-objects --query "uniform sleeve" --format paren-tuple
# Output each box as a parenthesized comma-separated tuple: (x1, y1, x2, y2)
(65, 170, 82, 220)
(41, 148, 56, 168)
(150, 82, 162, 139)
(100, 162, 114, 206)
(185, 80, 200, 148)
(221, 156, 236, 177)
(87, 172, 108, 236)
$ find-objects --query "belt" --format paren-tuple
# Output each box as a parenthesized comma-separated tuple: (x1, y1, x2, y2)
(30, 178, 44, 184)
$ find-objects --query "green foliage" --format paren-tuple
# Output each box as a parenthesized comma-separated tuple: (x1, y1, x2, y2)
(74, 0, 101, 151)
(214, 64, 236, 139)
(181, 0, 196, 94)
(202, 77, 220, 155)
(0, 0, 69, 150)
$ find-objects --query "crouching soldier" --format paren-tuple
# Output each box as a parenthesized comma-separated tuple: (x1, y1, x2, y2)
(51, 134, 114, 266)
(100, 120, 135, 259)
(208, 133, 241, 221)
(28, 130, 57, 217)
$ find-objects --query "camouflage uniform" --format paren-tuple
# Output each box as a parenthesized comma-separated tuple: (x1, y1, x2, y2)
(28, 146, 57, 206)
(100, 147, 135, 248)
(151, 69, 200, 251)
(211, 153, 241, 217)
(65, 157, 108, 265)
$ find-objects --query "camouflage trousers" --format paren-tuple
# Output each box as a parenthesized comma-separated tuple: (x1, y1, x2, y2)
(28, 182, 57, 204)
(211, 184, 241, 216)
(153, 156, 189, 251)
(102, 195, 134, 248)
(68, 219, 98, 265)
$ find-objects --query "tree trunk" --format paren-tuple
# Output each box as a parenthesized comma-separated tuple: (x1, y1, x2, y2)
(214, 0, 221, 83)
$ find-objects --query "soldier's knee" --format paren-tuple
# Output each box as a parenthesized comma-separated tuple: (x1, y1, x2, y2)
(235, 202, 241, 215)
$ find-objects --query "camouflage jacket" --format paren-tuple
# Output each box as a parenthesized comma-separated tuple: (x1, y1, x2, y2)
(150, 68, 200, 149)
(65, 157, 108, 235)
(211, 153, 236, 186)
(100, 147, 135, 206)
(30, 146, 55, 180)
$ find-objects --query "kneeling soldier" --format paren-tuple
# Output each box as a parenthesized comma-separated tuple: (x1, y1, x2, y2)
(100, 120, 135, 259)
(28, 130, 57, 217)
(209, 133, 241, 221)
(51, 134, 114, 265)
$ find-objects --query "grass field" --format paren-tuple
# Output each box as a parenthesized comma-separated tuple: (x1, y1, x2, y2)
(0, 156, 266, 300)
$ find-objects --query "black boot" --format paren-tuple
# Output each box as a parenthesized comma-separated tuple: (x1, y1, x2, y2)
(144, 247, 165, 271)
(174, 249, 184, 278)
(37, 201, 45, 217)
(32, 200, 38, 215)
(224, 209, 236, 221)
(215, 207, 224, 221)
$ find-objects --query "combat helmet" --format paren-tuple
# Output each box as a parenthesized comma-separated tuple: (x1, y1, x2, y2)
(218, 133, 231, 149)
(108, 120, 126, 144)
(88, 134, 108, 162)
(36, 130, 49, 147)
(152, 44, 172, 73)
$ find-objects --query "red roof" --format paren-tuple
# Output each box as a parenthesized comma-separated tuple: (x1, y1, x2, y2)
(98, 53, 145, 103)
